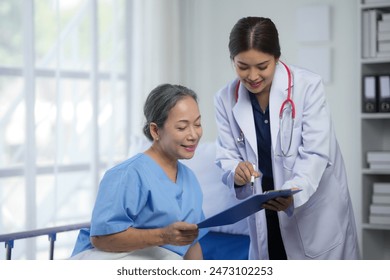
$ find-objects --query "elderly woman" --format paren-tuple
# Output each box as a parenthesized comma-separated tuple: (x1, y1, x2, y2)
(70, 84, 207, 260)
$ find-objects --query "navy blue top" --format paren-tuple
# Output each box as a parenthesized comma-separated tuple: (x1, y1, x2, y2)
(249, 92, 273, 179)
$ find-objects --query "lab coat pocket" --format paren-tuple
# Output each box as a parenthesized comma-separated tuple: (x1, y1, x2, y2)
(294, 192, 343, 258)
(274, 152, 295, 180)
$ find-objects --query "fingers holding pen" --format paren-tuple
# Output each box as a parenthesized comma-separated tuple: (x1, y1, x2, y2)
(234, 161, 261, 186)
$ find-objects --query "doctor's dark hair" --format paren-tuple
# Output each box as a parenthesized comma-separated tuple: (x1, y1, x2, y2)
(229, 17, 281, 60)
(143, 83, 198, 141)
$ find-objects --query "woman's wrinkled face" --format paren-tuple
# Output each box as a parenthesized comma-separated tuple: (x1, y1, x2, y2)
(157, 96, 202, 161)
(233, 49, 278, 95)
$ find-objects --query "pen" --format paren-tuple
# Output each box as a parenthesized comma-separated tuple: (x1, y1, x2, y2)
(251, 164, 256, 187)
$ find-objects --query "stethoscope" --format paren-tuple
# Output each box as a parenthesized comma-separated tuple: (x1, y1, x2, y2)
(235, 61, 295, 157)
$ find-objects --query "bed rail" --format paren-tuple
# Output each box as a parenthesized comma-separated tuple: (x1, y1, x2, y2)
(0, 222, 90, 260)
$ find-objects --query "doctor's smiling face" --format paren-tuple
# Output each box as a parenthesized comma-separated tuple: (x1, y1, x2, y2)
(233, 49, 278, 95)
(228, 17, 281, 97)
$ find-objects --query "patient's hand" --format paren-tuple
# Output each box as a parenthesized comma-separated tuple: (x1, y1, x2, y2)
(161, 222, 199, 246)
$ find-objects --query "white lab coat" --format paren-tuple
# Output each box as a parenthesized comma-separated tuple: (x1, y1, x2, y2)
(214, 63, 360, 259)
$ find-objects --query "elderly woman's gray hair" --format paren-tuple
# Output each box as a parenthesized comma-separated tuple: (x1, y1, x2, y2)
(143, 84, 198, 141)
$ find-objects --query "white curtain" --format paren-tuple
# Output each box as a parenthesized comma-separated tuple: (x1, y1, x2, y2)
(129, 0, 184, 138)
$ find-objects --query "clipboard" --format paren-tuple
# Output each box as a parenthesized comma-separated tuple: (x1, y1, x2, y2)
(197, 189, 302, 228)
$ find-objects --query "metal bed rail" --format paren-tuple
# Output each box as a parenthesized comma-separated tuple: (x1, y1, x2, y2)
(0, 222, 90, 260)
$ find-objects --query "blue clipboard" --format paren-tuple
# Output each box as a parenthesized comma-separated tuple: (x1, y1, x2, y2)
(197, 189, 301, 228)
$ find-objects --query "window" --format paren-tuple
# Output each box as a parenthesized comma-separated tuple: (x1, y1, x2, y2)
(0, 0, 131, 259)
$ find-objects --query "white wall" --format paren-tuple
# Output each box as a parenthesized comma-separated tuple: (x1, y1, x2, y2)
(181, 0, 361, 249)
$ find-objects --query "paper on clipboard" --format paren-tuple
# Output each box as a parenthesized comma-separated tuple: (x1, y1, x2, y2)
(197, 189, 301, 229)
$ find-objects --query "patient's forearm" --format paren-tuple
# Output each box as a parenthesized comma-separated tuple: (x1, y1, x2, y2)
(91, 222, 199, 253)
(91, 227, 165, 252)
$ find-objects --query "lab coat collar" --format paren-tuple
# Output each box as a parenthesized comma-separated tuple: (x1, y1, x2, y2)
(232, 80, 258, 158)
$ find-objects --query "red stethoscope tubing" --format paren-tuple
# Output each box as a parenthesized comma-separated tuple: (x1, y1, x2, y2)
(234, 60, 295, 120)
(278, 61, 295, 119)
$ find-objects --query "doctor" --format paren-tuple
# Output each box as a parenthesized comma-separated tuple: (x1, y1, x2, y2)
(214, 17, 360, 259)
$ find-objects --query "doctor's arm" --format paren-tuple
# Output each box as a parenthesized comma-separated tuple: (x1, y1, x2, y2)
(214, 93, 242, 167)
(91, 221, 199, 253)
(214, 92, 253, 199)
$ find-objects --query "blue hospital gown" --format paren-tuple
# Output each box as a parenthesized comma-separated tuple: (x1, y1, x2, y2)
(71, 153, 207, 257)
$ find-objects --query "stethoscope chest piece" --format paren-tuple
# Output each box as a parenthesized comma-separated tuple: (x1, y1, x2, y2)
(237, 131, 245, 145)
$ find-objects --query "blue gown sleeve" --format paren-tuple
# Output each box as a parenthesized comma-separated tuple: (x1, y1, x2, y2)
(89, 166, 147, 236)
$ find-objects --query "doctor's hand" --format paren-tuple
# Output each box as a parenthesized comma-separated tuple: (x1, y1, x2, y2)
(161, 222, 199, 246)
(263, 195, 293, 212)
(234, 161, 261, 187)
